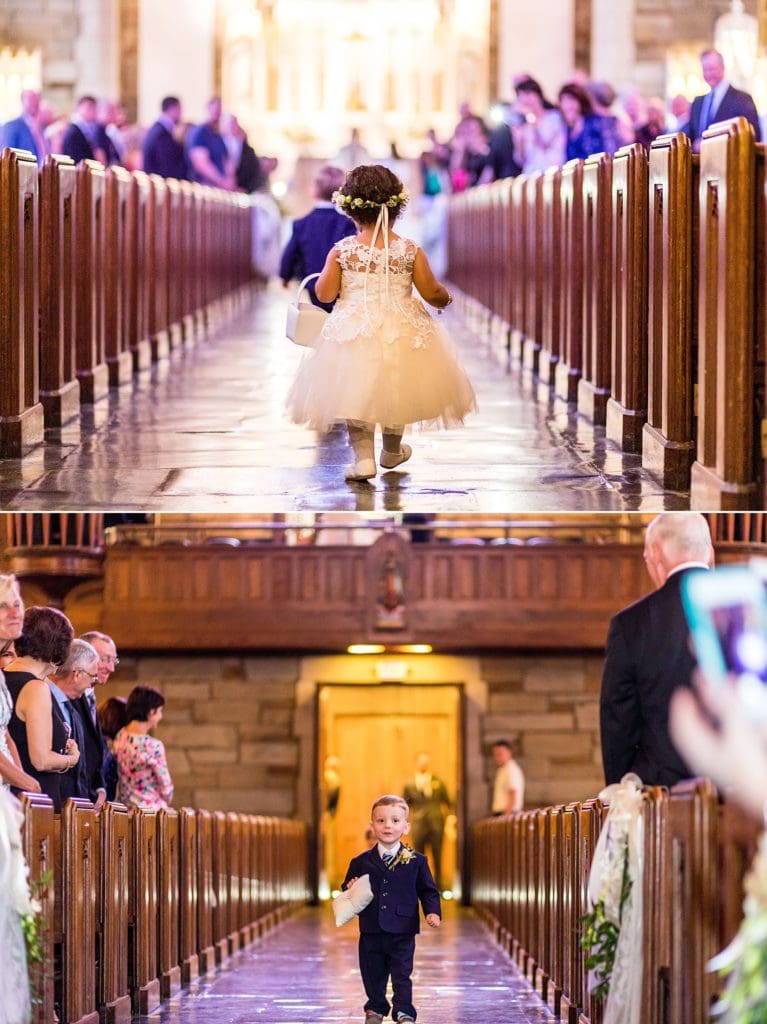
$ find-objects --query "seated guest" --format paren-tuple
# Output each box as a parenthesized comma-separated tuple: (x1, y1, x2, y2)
(5, 607, 80, 812)
(687, 48, 761, 151)
(512, 77, 566, 173)
(97, 696, 127, 802)
(142, 96, 189, 180)
(559, 83, 605, 161)
(62, 95, 107, 165)
(114, 685, 173, 809)
(1, 89, 48, 165)
(586, 81, 633, 155)
(186, 96, 233, 190)
(49, 639, 105, 806)
(221, 112, 266, 193)
(279, 165, 355, 311)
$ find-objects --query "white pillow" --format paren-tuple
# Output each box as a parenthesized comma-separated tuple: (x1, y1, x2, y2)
(331, 873, 374, 926)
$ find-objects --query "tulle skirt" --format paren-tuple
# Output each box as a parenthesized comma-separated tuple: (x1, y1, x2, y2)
(287, 303, 477, 432)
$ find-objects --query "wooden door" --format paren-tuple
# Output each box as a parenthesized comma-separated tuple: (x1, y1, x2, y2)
(319, 683, 460, 894)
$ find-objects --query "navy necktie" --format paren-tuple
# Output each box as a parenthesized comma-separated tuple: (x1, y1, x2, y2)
(382, 852, 394, 866)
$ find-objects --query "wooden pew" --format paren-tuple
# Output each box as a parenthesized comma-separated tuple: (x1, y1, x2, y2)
(74, 160, 109, 404)
(540, 167, 563, 386)
(196, 809, 217, 974)
(146, 175, 171, 361)
(522, 173, 545, 375)
(509, 175, 528, 362)
(238, 812, 254, 945)
(0, 147, 44, 456)
(61, 798, 100, 1024)
(125, 172, 152, 372)
(606, 143, 648, 452)
(99, 802, 132, 1024)
(129, 808, 160, 1014)
(578, 153, 613, 425)
(178, 807, 199, 983)
(156, 807, 181, 998)
(226, 810, 242, 953)
(642, 133, 697, 489)
(165, 179, 184, 349)
(545, 805, 564, 1018)
(577, 799, 604, 1024)
(559, 802, 580, 1024)
(103, 166, 135, 387)
(211, 809, 230, 961)
(641, 787, 669, 1024)
(691, 117, 759, 508)
(39, 154, 80, 427)
(667, 778, 719, 1024)
(20, 792, 56, 1024)
(555, 160, 585, 405)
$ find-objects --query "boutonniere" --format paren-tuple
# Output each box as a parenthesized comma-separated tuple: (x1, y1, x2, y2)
(389, 845, 416, 869)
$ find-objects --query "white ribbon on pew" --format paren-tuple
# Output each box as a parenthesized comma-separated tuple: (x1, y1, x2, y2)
(0, 788, 33, 1024)
(586, 772, 644, 1024)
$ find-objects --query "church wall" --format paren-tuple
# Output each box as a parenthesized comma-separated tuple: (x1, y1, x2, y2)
(99, 651, 605, 818)
(0, 0, 80, 112)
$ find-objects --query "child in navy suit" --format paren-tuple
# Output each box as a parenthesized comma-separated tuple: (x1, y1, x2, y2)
(343, 794, 441, 1023)
(280, 165, 355, 311)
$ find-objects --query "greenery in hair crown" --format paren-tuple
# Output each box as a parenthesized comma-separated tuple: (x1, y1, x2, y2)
(332, 186, 410, 212)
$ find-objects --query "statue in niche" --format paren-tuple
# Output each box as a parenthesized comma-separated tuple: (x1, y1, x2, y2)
(376, 551, 406, 630)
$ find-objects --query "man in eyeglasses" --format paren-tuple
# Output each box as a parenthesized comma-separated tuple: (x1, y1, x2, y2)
(80, 631, 119, 715)
(49, 639, 103, 805)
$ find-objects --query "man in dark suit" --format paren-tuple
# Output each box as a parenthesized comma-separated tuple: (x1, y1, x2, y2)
(49, 640, 106, 806)
(62, 95, 105, 164)
(280, 165, 355, 311)
(687, 49, 761, 150)
(1, 89, 48, 165)
(343, 795, 441, 1024)
(600, 513, 714, 788)
(142, 96, 189, 180)
(402, 753, 453, 891)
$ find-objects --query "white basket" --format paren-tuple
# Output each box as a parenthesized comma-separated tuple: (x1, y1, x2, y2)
(285, 272, 329, 347)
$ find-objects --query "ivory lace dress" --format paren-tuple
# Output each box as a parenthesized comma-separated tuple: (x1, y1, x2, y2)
(287, 236, 476, 432)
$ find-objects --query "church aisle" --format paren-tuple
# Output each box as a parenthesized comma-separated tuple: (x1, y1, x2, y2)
(135, 904, 555, 1024)
(1, 287, 687, 512)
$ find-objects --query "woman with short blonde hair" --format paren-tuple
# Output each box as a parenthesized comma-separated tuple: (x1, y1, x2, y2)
(0, 576, 41, 794)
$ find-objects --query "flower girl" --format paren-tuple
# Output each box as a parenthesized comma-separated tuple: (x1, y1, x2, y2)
(287, 164, 476, 481)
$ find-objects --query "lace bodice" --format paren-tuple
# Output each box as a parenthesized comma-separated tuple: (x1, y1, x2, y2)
(0, 673, 11, 786)
(336, 235, 418, 302)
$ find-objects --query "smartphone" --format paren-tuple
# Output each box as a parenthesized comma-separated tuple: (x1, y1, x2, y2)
(681, 565, 767, 721)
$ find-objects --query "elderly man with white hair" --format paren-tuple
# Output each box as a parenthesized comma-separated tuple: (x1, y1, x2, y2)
(49, 639, 106, 808)
(600, 513, 714, 788)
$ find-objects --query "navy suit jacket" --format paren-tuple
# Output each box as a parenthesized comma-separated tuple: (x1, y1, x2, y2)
(1, 117, 43, 162)
(62, 123, 95, 164)
(343, 846, 441, 935)
(279, 206, 356, 311)
(687, 85, 761, 143)
(142, 120, 189, 180)
(600, 568, 703, 788)
(72, 695, 107, 802)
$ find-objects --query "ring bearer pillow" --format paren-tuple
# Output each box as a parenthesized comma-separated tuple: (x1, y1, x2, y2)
(331, 873, 374, 927)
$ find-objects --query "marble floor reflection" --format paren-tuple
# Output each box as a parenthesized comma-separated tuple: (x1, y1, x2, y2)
(135, 904, 555, 1024)
(1, 285, 688, 511)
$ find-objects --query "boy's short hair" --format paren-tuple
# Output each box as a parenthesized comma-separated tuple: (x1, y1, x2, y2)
(314, 164, 346, 201)
(371, 794, 410, 818)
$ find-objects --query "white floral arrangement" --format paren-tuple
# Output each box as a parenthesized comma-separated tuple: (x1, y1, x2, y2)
(332, 186, 410, 213)
(710, 829, 767, 1022)
(388, 844, 416, 869)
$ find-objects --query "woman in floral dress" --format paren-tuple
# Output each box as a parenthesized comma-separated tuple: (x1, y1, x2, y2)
(113, 685, 173, 809)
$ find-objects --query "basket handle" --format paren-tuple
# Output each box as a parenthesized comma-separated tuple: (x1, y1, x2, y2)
(294, 272, 321, 302)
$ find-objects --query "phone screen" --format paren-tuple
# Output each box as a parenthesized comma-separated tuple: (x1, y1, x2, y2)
(709, 601, 767, 682)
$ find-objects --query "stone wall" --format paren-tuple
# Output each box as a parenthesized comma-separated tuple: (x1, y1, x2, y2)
(100, 651, 605, 818)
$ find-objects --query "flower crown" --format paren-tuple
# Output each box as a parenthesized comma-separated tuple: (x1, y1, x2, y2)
(332, 186, 410, 212)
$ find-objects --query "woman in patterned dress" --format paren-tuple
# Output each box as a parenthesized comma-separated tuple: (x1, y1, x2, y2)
(113, 685, 174, 809)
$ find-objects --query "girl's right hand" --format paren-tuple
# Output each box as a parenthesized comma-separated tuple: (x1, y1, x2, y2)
(21, 775, 41, 794)
(65, 739, 80, 764)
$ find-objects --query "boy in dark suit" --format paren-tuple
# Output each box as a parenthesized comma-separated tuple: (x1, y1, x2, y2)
(280, 165, 355, 311)
(343, 794, 441, 1024)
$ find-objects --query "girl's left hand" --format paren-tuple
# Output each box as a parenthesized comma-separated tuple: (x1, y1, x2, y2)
(426, 913, 441, 928)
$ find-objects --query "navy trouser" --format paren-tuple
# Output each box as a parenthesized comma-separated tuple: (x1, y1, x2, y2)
(359, 931, 417, 1020)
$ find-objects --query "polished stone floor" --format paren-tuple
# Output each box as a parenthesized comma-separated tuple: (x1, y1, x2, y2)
(1, 286, 689, 511)
(135, 904, 554, 1024)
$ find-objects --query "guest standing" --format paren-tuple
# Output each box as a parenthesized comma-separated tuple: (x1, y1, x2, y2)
(558, 83, 605, 161)
(114, 685, 173, 809)
(1, 89, 48, 165)
(0, 576, 40, 793)
(97, 697, 127, 802)
(187, 97, 233, 189)
(687, 48, 761, 150)
(402, 753, 453, 891)
(61, 95, 106, 164)
(600, 512, 714, 787)
(142, 96, 189, 180)
(512, 77, 566, 173)
(5, 607, 80, 811)
(490, 740, 525, 814)
(49, 640, 104, 806)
